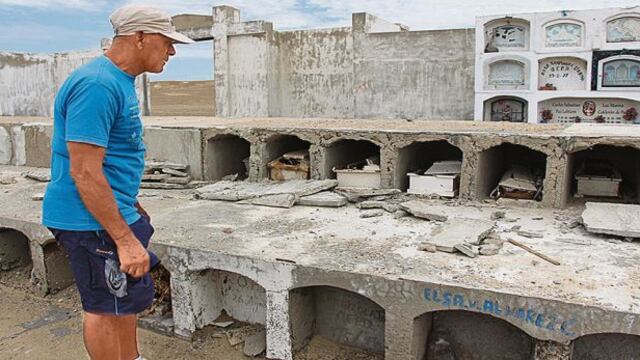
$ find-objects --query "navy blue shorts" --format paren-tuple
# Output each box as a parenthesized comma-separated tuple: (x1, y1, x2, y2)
(49, 216, 160, 315)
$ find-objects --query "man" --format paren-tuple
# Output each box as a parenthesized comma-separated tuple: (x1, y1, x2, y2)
(42, 5, 194, 360)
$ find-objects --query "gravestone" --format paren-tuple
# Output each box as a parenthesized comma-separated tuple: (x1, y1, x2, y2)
(488, 60, 525, 86)
(607, 17, 640, 43)
(538, 58, 587, 90)
(545, 23, 582, 48)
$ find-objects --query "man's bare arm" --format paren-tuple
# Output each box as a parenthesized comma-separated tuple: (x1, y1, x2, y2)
(68, 141, 149, 278)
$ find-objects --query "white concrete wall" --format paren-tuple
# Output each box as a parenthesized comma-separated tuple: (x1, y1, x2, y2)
(0, 50, 150, 117)
(211, 8, 475, 120)
(475, 6, 640, 123)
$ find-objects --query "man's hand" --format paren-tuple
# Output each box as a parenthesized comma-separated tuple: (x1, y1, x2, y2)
(116, 233, 150, 278)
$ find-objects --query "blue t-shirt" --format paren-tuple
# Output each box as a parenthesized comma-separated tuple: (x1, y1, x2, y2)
(43, 55, 145, 230)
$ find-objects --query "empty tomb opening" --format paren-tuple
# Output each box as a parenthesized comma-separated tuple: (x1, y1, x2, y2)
(205, 134, 251, 181)
(414, 310, 535, 360)
(289, 286, 385, 358)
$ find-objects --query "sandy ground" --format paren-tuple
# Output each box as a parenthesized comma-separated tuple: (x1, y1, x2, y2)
(0, 264, 379, 360)
(149, 81, 215, 117)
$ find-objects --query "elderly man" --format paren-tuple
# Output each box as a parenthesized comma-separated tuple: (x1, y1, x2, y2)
(42, 5, 193, 360)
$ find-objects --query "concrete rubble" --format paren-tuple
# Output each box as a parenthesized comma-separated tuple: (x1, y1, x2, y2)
(423, 218, 495, 253)
(297, 191, 347, 207)
(195, 179, 338, 205)
(142, 161, 194, 189)
(582, 202, 640, 238)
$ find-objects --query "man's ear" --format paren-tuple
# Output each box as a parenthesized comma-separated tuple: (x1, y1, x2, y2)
(135, 31, 144, 50)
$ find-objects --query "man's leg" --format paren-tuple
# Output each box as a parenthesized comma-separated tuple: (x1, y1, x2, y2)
(84, 312, 139, 360)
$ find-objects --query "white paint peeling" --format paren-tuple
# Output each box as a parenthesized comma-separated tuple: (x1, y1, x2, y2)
(10, 126, 25, 166)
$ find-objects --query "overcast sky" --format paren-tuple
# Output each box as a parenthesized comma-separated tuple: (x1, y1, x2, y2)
(1, 0, 638, 80)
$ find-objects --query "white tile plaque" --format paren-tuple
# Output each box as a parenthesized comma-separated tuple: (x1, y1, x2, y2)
(545, 23, 582, 47)
(607, 17, 640, 43)
(488, 60, 525, 86)
(602, 59, 640, 87)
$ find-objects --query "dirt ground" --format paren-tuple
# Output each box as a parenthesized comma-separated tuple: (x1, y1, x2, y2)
(0, 265, 381, 360)
(149, 81, 215, 117)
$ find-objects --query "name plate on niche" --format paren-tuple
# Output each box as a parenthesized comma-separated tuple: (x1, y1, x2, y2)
(545, 23, 582, 47)
(607, 17, 640, 43)
(539, 59, 586, 90)
(539, 98, 639, 123)
(489, 61, 525, 86)
(490, 25, 526, 49)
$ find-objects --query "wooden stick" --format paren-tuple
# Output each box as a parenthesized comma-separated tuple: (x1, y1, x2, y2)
(508, 238, 561, 266)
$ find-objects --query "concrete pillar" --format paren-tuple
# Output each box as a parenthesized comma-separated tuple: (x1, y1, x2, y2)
(380, 145, 395, 189)
(212, 6, 241, 117)
(171, 271, 220, 338)
(265, 290, 293, 360)
(533, 340, 573, 360)
(385, 312, 429, 360)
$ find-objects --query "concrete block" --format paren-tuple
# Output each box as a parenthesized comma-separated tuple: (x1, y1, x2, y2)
(297, 191, 347, 207)
(400, 200, 449, 222)
(582, 202, 640, 238)
(249, 193, 297, 208)
(23, 124, 52, 168)
(10, 126, 26, 166)
(427, 218, 494, 252)
(0, 126, 12, 164)
(144, 127, 203, 180)
(196, 180, 337, 201)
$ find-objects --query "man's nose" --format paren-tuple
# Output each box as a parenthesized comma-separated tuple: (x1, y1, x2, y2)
(168, 44, 176, 56)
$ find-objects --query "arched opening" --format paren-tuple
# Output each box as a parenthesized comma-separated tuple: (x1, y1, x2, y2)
(484, 18, 531, 52)
(0, 229, 32, 287)
(325, 139, 381, 189)
(483, 96, 528, 122)
(415, 310, 535, 359)
(289, 286, 385, 358)
(606, 15, 640, 43)
(265, 134, 311, 181)
(543, 20, 584, 48)
(538, 57, 588, 91)
(564, 145, 640, 206)
(477, 143, 546, 201)
(205, 134, 251, 181)
(486, 59, 527, 90)
(396, 140, 463, 196)
(573, 333, 640, 359)
(139, 264, 174, 336)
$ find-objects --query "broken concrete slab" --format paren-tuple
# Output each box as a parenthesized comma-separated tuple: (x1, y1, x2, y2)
(196, 180, 338, 202)
(400, 200, 448, 222)
(145, 161, 188, 171)
(162, 168, 189, 177)
(247, 193, 297, 208)
(480, 243, 502, 256)
(582, 202, 640, 238)
(143, 174, 171, 182)
(243, 329, 267, 357)
(455, 243, 479, 258)
(360, 209, 384, 218)
(0, 175, 17, 185)
(426, 218, 495, 252)
(166, 176, 192, 185)
(516, 230, 544, 239)
(140, 182, 188, 190)
(297, 191, 347, 207)
(335, 188, 400, 202)
(418, 243, 437, 252)
(23, 170, 50, 182)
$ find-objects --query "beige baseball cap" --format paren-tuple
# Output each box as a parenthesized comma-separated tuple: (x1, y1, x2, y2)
(110, 5, 195, 44)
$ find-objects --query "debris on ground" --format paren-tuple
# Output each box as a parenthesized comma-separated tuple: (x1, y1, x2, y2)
(334, 155, 381, 189)
(400, 200, 448, 222)
(507, 238, 561, 265)
(491, 211, 506, 220)
(407, 160, 461, 198)
(516, 230, 544, 239)
(581, 202, 640, 238)
(242, 329, 267, 357)
(423, 218, 494, 253)
(334, 188, 401, 203)
(490, 165, 544, 201)
(143, 161, 194, 189)
(31, 193, 44, 201)
(357, 200, 398, 213)
(454, 243, 479, 258)
(0, 175, 17, 185)
(196, 180, 337, 205)
(297, 191, 347, 207)
(268, 149, 310, 181)
(23, 170, 50, 182)
(360, 209, 384, 218)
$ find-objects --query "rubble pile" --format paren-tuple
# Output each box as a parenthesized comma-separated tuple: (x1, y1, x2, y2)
(141, 161, 195, 190)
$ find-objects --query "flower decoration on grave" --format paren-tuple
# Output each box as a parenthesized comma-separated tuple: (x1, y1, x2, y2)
(541, 109, 553, 122)
(573, 116, 582, 123)
(594, 115, 606, 123)
(623, 107, 638, 122)
(538, 83, 557, 91)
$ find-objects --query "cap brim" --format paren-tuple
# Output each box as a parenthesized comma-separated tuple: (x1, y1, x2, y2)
(162, 31, 196, 44)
